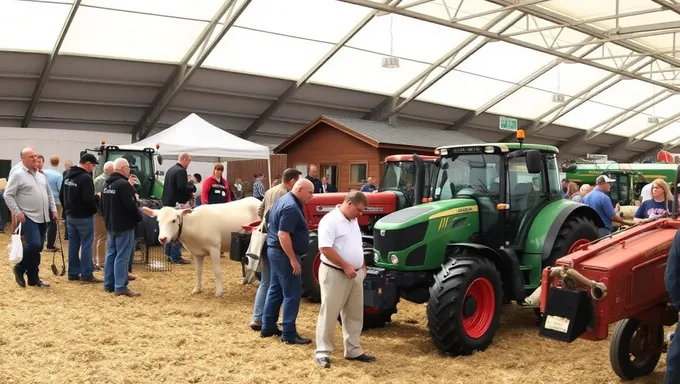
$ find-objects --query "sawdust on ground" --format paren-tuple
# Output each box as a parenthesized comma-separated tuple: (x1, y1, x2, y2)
(0, 230, 669, 384)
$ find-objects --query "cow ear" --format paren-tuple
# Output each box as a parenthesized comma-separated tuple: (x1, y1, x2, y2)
(180, 208, 192, 217)
(141, 207, 157, 217)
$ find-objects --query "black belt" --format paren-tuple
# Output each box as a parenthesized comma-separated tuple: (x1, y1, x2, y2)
(322, 261, 359, 272)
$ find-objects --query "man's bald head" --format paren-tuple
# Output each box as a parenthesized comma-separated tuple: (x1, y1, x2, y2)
(292, 178, 314, 203)
(178, 152, 192, 168)
(113, 158, 130, 177)
(20, 148, 36, 170)
(103, 161, 115, 175)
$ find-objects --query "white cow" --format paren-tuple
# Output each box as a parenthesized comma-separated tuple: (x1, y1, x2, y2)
(142, 197, 261, 297)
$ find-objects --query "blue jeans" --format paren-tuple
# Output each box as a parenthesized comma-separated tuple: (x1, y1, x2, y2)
(17, 217, 47, 284)
(104, 230, 134, 293)
(262, 248, 302, 341)
(129, 239, 137, 273)
(667, 322, 680, 384)
(67, 216, 95, 279)
(251, 249, 270, 323)
(164, 241, 183, 261)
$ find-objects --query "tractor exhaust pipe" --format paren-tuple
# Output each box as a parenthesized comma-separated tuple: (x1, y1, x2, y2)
(549, 266, 608, 301)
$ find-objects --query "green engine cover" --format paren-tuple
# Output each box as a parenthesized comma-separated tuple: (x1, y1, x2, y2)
(152, 179, 164, 199)
(373, 199, 479, 271)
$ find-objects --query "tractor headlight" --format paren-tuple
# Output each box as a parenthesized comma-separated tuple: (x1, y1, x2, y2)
(389, 253, 399, 264)
(374, 252, 380, 263)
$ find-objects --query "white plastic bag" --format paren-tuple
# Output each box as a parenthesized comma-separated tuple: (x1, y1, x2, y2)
(243, 221, 267, 285)
(8, 223, 23, 264)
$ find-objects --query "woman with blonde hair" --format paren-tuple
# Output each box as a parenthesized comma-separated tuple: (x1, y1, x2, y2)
(634, 178, 673, 223)
(566, 182, 579, 201)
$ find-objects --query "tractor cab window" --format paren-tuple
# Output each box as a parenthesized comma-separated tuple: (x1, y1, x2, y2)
(546, 154, 562, 199)
(434, 154, 502, 202)
(381, 161, 415, 193)
(103, 151, 153, 196)
(610, 174, 629, 206)
(507, 157, 549, 244)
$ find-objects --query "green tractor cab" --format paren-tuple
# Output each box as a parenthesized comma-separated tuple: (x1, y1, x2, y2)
(364, 131, 604, 356)
(82, 141, 164, 200)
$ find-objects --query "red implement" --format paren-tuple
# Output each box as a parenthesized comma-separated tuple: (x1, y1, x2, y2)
(539, 219, 680, 380)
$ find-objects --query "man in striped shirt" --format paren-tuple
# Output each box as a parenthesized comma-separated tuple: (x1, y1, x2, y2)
(253, 173, 265, 201)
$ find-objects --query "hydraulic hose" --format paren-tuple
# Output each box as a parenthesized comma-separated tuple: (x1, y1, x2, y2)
(549, 266, 608, 301)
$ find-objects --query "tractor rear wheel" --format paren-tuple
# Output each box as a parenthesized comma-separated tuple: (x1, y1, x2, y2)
(546, 216, 599, 267)
(610, 318, 664, 380)
(427, 254, 503, 355)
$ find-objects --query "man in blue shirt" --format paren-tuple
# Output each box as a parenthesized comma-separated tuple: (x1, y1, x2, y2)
(43, 156, 63, 251)
(360, 177, 377, 193)
(261, 178, 315, 344)
(665, 229, 680, 384)
(582, 175, 626, 236)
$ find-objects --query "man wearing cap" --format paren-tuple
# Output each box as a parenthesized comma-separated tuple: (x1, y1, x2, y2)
(61, 153, 101, 283)
(582, 175, 626, 236)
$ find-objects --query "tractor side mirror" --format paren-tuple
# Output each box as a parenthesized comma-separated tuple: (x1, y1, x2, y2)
(525, 150, 542, 174)
(157, 153, 163, 165)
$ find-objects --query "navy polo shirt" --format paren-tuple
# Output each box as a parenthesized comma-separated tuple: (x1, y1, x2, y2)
(266, 192, 309, 255)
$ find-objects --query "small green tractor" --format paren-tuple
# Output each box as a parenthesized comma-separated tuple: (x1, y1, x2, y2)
(82, 141, 165, 200)
(364, 131, 604, 356)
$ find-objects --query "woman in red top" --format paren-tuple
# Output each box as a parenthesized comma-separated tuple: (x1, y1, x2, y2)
(201, 163, 232, 205)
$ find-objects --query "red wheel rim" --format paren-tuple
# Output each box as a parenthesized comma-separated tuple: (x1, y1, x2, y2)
(312, 252, 322, 284)
(462, 278, 496, 339)
(364, 306, 381, 315)
(568, 238, 590, 254)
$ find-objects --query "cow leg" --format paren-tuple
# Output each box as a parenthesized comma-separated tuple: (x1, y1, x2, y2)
(210, 250, 223, 297)
(192, 255, 204, 295)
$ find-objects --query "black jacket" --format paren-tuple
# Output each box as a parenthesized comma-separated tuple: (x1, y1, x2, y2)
(60, 166, 99, 218)
(101, 172, 143, 233)
(306, 175, 323, 194)
(162, 163, 196, 207)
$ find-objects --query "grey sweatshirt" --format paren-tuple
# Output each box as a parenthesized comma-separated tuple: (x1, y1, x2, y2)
(4, 166, 57, 224)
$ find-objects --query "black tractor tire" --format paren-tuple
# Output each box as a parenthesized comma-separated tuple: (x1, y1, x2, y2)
(546, 216, 600, 268)
(303, 235, 374, 303)
(609, 318, 664, 380)
(427, 254, 503, 355)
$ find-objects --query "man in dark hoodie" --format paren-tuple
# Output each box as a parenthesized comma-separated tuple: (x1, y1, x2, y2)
(161, 152, 195, 264)
(665, 229, 680, 384)
(60, 153, 100, 283)
(102, 157, 143, 297)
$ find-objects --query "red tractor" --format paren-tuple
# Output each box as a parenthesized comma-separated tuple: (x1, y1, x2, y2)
(300, 154, 440, 302)
(231, 154, 440, 301)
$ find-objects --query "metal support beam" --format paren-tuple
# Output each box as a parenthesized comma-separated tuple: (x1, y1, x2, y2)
(338, 0, 680, 93)
(364, 10, 520, 121)
(238, 0, 397, 139)
(603, 112, 680, 156)
(627, 135, 680, 162)
(22, 0, 82, 127)
(483, 0, 680, 80)
(447, 37, 598, 131)
(614, 20, 680, 35)
(133, 0, 250, 140)
(557, 90, 671, 155)
(500, 56, 651, 142)
(651, 0, 680, 17)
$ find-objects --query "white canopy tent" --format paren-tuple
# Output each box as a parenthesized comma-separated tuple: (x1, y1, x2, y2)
(129, 113, 272, 181)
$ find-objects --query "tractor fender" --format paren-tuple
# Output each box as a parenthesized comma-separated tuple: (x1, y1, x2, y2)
(445, 243, 526, 303)
(538, 204, 605, 262)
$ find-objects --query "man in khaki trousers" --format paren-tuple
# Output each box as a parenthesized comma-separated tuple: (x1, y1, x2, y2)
(314, 191, 375, 368)
(93, 161, 114, 269)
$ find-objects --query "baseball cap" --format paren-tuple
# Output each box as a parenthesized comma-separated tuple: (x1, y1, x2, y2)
(79, 153, 100, 165)
(596, 175, 615, 184)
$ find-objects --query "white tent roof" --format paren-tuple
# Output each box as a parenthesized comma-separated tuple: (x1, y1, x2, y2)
(131, 113, 270, 161)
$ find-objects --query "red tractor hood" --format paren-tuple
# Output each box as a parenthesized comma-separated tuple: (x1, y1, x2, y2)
(303, 191, 398, 230)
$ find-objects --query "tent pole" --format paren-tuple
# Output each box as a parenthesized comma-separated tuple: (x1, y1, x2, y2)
(267, 156, 272, 189)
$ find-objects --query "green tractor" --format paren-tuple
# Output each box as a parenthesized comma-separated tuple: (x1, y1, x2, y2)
(82, 141, 165, 200)
(363, 131, 604, 355)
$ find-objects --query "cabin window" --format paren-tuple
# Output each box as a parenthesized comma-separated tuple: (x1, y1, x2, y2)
(349, 163, 367, 184)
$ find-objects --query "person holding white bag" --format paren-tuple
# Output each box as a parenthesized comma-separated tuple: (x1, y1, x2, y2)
(4, 148, 58, 288)
(248, 168, 301, 331)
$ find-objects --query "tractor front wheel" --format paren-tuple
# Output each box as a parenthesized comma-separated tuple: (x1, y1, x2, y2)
(609, 318, 664, 380)
(427, 254, 503, 355)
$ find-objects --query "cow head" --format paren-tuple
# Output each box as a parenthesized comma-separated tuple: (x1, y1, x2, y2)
(142, 206, 192, 244)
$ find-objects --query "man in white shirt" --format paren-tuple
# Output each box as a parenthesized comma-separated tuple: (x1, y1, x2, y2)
(314, 191, 375, 368)
(640, 182, 653, 203)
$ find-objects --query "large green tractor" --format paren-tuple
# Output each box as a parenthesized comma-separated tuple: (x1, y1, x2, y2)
(82, 141, 164, 200)
(363, 132, 604, 355)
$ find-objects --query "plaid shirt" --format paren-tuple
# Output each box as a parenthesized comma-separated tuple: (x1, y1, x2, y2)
(253, 180, 265, 200)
